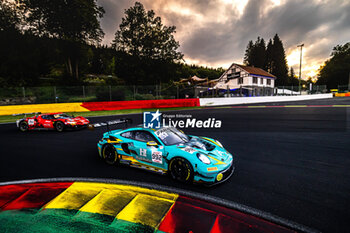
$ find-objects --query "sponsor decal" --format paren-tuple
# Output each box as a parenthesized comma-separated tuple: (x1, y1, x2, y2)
(152, 151, 163, 164)
(136, 156, 152, 163)
(181, 147, 196, 154)
(207, 167, 218, 172)
(217, 151, 226, 157)
(144, 110, 222, 129)
(139, 148, 147, 157)
(216, 173, 223, 181)
(163, 118, 221, 128)
(28, 119, 35, 125)
(144, 110, 162, 129)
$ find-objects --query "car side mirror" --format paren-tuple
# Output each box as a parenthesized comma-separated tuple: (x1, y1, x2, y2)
(147, 141, 158, 147)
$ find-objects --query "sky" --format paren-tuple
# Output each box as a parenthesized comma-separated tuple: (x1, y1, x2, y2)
(97, 0, 350, 80)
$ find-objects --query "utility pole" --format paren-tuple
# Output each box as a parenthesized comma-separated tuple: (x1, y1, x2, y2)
(297, 44, 304, 95)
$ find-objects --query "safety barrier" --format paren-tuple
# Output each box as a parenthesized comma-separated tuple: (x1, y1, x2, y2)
(0, 98, 200, 116)
(334, 93, 350, 97)
(81, 98, 200, 111)
(0, 94, 335, 116)
(200, 93, 333, 107)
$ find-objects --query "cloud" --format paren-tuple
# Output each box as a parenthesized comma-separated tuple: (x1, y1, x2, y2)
(97, 0, 350, 77)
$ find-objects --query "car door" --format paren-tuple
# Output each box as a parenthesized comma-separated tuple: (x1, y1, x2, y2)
(39, 115, 54, 128)
(129, 130, 166, 169)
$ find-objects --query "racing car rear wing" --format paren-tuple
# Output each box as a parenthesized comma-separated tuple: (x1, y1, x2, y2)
(88, 118, 132, 132)
(12, 112, 41, 117)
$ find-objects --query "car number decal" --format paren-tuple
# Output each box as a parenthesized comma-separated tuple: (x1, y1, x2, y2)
(152, 151, 162, 164)
(156, 132, 168, 140)
(28, 119, 35, 126)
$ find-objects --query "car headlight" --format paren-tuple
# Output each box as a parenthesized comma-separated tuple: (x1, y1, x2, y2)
(215, 140, 223, 147)
(197, 153, 211, 164)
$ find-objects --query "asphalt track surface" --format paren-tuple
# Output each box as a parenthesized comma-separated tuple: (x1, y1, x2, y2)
(1, 97, 350, 233)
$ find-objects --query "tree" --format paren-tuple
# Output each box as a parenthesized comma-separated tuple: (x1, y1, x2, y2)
(271, 34, 288, 85)
(21, 0, 105, 79)
(243, 35, 288, 85)
(243, 37, 266, 69)
(22, 0, 104, 43)
(112, 2, 183, 62)
(265, 39, 273, 72)
(255, 37, 266, 68)
(289, 67, 299, 86)
(317, 42, 350, 89)
(243, 40, 254, 66)
(0, 1, 20, 32)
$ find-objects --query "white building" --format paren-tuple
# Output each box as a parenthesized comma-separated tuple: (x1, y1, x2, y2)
(214, 63, 276, 96)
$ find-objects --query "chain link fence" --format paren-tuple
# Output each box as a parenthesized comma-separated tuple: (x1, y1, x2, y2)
(0, 85, 197, 105)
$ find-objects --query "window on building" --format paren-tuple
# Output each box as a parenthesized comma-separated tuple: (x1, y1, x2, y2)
(260, 78, 263, 84)
(238, 77, 244, 84)
(253, 77, 258, 84)
(267, 79, 271, 85)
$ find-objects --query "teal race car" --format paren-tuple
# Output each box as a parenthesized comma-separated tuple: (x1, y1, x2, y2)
(97, 125, 234, 185)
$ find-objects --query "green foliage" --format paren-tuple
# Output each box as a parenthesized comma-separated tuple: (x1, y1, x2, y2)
(95, 86, 126, 101)
(288, 67, 299, 86)
(271, 34, 289, 85)
(134, 93, 155, 100)
(176, 63, 224, 80)
(0, 1, 20, 32)
(0, 1, 224, 87)
(21, 0, 105, 43)
(244, 37, 266, 69)
(317, 42, 350, 88)
(17, 0, 105, 80)
(112, 2, 183, 62)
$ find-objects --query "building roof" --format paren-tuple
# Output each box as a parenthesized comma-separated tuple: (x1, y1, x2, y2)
(235, 64, 276, 78)
(190, 75, 207, 82)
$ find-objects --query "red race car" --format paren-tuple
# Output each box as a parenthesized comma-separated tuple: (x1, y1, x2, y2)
(15, 112, 90, 132)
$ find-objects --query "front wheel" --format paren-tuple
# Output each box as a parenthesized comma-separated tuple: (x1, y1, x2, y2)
(169, 157, 194, 183)
(55, 121, 64, 132)
(19, 121, 28, 132)
(102, 144, 118, 165)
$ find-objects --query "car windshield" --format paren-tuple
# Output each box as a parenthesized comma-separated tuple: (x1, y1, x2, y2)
(53, 114, 71, 119)
(155, 127, 189, 146)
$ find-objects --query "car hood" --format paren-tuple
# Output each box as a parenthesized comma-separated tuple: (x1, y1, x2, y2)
(176, 136, 231, 163)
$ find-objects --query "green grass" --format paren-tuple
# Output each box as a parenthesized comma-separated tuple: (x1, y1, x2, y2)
(1, 106, 203, 123)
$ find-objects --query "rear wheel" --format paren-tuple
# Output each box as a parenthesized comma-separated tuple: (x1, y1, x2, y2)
(102, 144, 118, 165)
(169, 157, 193, 183)
(55, 121, 64, 132)
(19, 121, 28, 132)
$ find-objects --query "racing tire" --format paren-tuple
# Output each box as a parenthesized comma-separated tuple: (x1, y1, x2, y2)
(55, 121, 65, 132)
(169, 157, 194, 183)
(102, 144, 119, 165)
(19, 121, 28, 132)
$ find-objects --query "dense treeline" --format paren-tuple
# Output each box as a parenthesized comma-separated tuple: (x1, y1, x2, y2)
(243, 34, 299, 86)
(316, 43, 350, 89)
(0, 1, 223, 87)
